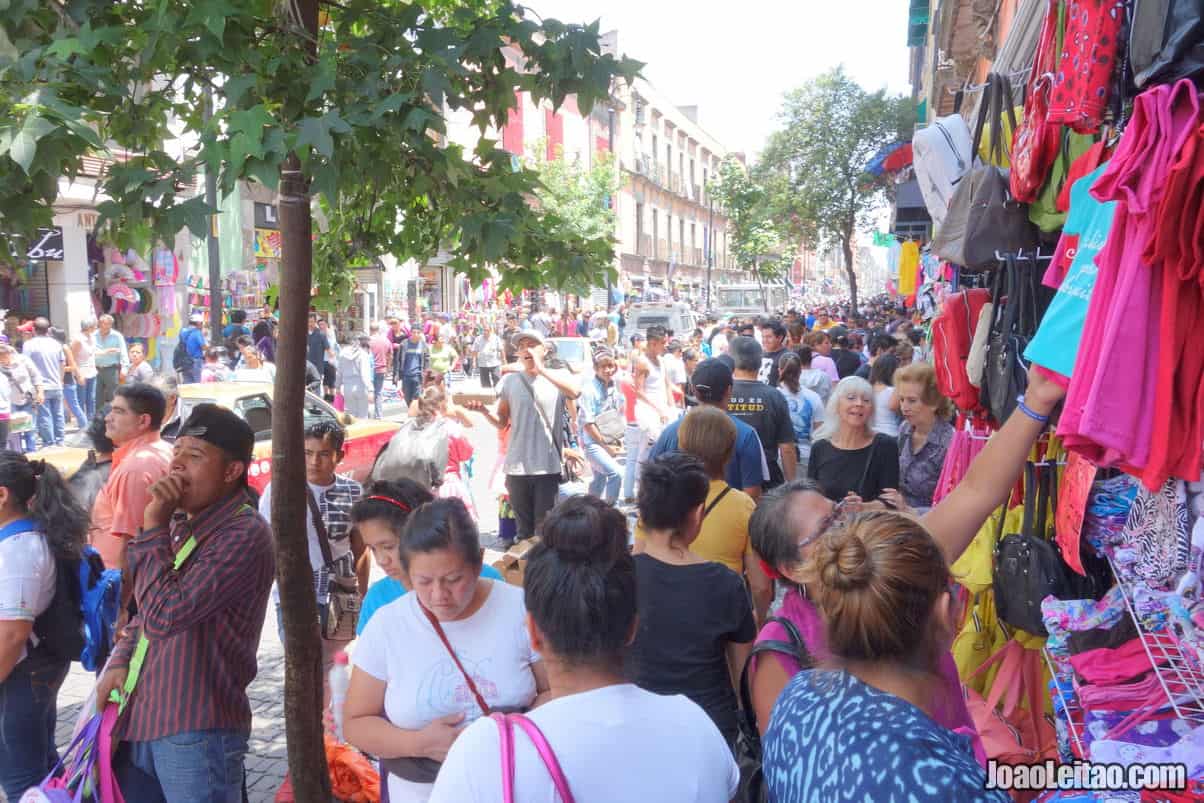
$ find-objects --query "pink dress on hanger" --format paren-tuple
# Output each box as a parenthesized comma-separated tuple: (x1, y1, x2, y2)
(1058, 80, 1200, 471)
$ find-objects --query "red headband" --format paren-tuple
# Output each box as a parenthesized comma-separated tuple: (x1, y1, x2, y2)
(366, 495, 411, 513)
(758, 558, 783, 581)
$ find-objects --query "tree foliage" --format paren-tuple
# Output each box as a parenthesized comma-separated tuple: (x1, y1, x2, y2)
(708, 156, 790, 280)
(0, 0, 640, 301)
(758, 66, 913, 311)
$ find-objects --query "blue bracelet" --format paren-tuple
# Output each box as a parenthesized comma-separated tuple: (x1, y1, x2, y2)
(1015, 395, 1050, 424)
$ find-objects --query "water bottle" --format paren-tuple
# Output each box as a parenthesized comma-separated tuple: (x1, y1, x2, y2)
(329, 651, 351, 742)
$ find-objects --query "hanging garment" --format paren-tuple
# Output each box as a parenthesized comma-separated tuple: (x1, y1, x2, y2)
(1047, 0, 1128, 133)
(1024, 163, 1116, 379)
(897, 240, 920, 296)
(1058, 80, 1200, 470)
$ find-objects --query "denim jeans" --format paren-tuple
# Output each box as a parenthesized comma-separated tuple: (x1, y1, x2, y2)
(63, 381, 88, 429)
(373, 372, 386, 419)
(584, 441, 622, 504)
(402, 374, 421, 405)
(36, 389, 65, 447)
(621, 423, 651, 500)
(115, 729, 249, 803)
(13, 402, 36, 452)
(81, 375, 97, 419)
(0, 652, 70, 801)
(96, 364, 120, 408)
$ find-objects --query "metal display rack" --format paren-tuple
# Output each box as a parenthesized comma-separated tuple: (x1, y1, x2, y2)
(1106, 554, 1204, 727)
(1043, 648, 1087, 759)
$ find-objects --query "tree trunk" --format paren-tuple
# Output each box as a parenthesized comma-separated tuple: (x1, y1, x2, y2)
(273, 0, 331, 800)
(754, 257, 766, 312)
(841, 232, 858, 316)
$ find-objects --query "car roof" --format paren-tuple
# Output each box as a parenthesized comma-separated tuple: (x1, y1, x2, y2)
(179, 381, 273, 402)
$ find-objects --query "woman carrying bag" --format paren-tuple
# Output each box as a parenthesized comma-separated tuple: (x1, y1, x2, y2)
(343, 497, 548, 803)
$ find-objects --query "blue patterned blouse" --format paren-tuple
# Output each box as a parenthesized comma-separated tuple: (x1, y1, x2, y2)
(763, 669, 1008, 803)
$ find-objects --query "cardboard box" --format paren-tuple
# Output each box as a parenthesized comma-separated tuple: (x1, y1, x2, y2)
(452, 389, 499, 406)
(490, 537, 540, 587)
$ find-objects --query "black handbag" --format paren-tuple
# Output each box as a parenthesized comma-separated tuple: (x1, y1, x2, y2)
(981, 254, 1042, 425)
(735, 616, 812, 803)
(993, 464, 1113, 636)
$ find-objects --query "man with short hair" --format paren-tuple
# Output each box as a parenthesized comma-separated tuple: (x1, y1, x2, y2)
(757, 319, 788, 387)
(856, 334, 898, 380)
(830, 335, 862, 379)
(368, 322, 393, 419)
(399, 326, 428, 405)
(98, 404, 273, 801)
(89, 383, 173, 571)
(258, 420, 366, 683)
(124, 343, 156, 385)
(307, 314, 329, 394)
(179, 314, 206, 384)
(93, 314, 128, 408)
(23, 316, 65, 447)
(727, 336, 797, 489)
(647, 358, 769, 501)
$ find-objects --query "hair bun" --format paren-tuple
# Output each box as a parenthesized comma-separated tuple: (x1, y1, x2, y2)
(818, 531, 875, 592)
(540, 496, 628, 567)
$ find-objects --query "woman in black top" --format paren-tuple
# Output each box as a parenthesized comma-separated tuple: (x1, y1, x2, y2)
(807, 375, 902, 506)
(627, 452, 757, 745)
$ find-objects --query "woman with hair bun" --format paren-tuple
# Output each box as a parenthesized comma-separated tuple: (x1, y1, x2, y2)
(628, 452, 756, 746)
(430, 495, 738, 802)
(762, 513, 1008, 802)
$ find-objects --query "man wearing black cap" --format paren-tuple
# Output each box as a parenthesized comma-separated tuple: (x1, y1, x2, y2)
(645, 358, 768, 501)
(98, 403, 274, 800)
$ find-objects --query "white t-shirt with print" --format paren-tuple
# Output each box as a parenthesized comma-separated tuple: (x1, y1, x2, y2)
(430, 683, 739, 803)
(0, 528, 55, 666)
(353, 580, 540, 802)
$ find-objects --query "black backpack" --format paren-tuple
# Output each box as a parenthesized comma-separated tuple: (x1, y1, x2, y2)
(736, 615, 812, 803)
(173, 331, 194, 373)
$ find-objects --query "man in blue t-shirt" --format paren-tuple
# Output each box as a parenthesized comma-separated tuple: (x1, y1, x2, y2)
(646, 358, 768, 501)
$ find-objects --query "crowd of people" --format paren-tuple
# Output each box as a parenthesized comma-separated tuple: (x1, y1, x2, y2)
(0, 293, 1068, 803)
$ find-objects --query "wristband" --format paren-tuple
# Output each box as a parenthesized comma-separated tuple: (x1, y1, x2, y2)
(1015, 395, 1050, 424)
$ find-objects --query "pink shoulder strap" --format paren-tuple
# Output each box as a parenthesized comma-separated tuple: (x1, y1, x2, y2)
(492, 712, 576, 803)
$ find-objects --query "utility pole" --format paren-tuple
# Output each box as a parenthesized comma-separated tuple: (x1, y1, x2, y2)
(606, 106, 615, 312)
(202, 93, 221, 347)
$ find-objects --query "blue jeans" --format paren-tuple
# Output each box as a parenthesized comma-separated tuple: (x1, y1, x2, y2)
(115, 729, 248, 803)
(373, 372, 386, 419)
(585, 441, 622, 503)
(0, 653, 70, 800)
(13, 402, 36, 452)
(63, 382, 88, 429)
(82, 375, 97, 419)
(402, 373, 421, 405)
(36, 389, 65, 447)
(621, 423, 651, 500)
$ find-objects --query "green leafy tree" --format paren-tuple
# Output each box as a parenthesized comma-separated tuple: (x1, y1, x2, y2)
(1, 2, 637, 797)
(758, 66, 913, 313)
(708, 156, 790, 308)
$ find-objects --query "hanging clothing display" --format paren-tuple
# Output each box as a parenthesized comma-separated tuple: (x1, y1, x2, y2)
(897, 240, 920, 297)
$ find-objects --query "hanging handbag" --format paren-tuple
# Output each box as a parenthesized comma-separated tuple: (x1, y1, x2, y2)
(981, 254, 1040, 425)
(1010, 0, 1065, 202)
(309, 488, 361, 642)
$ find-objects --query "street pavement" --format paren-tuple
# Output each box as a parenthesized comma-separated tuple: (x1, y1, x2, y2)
(51, 378, 505, 801)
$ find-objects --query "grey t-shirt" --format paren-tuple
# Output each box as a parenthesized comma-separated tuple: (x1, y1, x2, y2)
(22, 336, 63, 391)
(500, 371, 562, 476)
(126, 361, 155, 384)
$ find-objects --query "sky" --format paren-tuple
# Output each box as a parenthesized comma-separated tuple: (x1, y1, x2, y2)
(528, 0, 915, 159)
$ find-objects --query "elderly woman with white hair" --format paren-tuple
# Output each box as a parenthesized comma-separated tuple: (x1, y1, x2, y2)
(805, 375, 902, 506)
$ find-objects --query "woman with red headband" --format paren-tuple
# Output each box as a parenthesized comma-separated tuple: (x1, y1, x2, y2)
(343, 493, 547, 802)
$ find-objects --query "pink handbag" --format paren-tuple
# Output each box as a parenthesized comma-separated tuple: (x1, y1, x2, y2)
(963, 640, 1057, 764)
(23, 703, 125, 803)
(492, 712, 575, 803)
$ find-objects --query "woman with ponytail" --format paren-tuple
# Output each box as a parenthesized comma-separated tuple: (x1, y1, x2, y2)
(430, 495, 739, 802)
(0, 451, 91, 799)
(761, 513, 1007, 802)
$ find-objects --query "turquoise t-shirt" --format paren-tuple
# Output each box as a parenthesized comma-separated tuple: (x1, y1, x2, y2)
(357, 564, 505, 635)
(1024, 164, 1115, 377)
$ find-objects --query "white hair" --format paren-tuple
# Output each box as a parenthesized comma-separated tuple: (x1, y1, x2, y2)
(814, 375, 876, 442)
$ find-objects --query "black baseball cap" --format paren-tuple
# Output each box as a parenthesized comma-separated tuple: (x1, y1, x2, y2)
(691, 358, 733, 403)
(177, 403, 255, 466)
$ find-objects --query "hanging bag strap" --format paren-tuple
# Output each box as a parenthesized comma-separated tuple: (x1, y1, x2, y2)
(855, 436, 879, 498)
(419, 602, 490, 715)
(702, 485, 733, 522)
(492, 712, 577, 803)
(307, 487, 334, 567)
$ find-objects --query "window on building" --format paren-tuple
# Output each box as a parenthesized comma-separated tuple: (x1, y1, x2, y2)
(690, 159, 696, 190)
(652, 134, 658, 163)
(679, 219, 685, 255)
(636, 202, 644, 240)
(690, 223, 696, 250)
(652, 208, 659, 257)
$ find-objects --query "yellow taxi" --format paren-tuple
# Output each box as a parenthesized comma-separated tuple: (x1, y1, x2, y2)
(32, 382, 401, 492)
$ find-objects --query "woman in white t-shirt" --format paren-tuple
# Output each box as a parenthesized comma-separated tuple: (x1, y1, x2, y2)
(233, 343, 277, 383)
(430, 495, 739, 803)
(0, 452, 91, 800)
(869, 353, 903, 438)
(344, 497, 548, 803)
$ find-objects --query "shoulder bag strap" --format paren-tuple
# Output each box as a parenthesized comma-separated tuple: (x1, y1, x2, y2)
(516, 374, 562, 456)
(855, 436, 880, 498)
(492, 713, 517, 803)
(307, 486, 334, 567)
(737, 615, 813, 743)
(508, 714, 576, 803)
(419, 601, 491, 715)
(702, 485, 732, 522)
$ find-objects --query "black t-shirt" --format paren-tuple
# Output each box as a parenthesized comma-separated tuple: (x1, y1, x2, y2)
(832, 348, 862, 379)
(627, 555, 757, 739)
(760, 349, 787, 386)
(807, 433, 901, 502)
(727, 379, 794, 484)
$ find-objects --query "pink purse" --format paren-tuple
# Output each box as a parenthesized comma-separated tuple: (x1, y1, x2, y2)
(492, 712, 575, 803)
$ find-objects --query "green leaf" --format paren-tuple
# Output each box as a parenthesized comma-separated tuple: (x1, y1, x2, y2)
(223, 74, 256, 107)
(166, 196, 213, 239)
(245, 156, 279, 190)
(7, 116, 57, 175)
(296, 116, 334, 159)
(373, 92, 410, 118)
(305, 55, 336, 103)
(46, 37, 85, 60)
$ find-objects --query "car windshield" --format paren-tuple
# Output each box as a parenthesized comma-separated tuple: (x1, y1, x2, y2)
(552, 339, 587, 365)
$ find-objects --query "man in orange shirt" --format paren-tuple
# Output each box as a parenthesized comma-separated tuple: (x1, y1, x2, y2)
(89, 383, 173, 570)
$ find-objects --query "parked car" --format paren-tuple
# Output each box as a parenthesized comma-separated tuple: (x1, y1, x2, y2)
(31, 382, 400, 492)
(547, 336, 593, 377)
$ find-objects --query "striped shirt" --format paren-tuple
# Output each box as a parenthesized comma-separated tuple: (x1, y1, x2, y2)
(259, 475, 362, 604)
(109, 489, 274, 742)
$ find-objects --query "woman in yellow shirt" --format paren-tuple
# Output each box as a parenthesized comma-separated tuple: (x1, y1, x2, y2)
(634, 405, 773, 624)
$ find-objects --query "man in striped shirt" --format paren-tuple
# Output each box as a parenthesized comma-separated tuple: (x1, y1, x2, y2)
(97, 403, 274, 802)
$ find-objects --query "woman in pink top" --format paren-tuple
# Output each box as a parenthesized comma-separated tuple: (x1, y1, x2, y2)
(745, 366, 1067, 756)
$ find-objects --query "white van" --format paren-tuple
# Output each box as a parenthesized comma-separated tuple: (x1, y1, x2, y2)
(624, 302, 700, 342)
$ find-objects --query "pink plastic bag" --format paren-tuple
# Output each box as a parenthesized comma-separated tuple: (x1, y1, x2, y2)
(333, 394, 345, 411)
